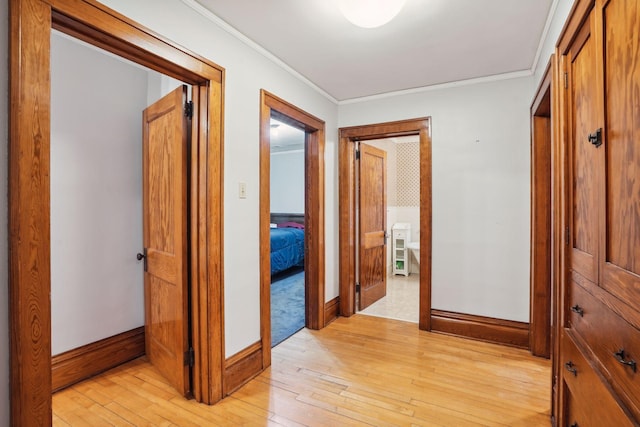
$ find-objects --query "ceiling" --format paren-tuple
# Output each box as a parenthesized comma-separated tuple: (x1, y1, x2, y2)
(193, 0, 554, 101)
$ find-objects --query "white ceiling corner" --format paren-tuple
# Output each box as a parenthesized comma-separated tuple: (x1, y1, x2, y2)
(187, 0, 554, 103)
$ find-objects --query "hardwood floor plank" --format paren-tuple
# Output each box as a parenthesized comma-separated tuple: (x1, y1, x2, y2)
(53, 315, 551, 426)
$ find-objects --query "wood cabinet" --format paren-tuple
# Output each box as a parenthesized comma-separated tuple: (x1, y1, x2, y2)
(554, 0, 640, 424)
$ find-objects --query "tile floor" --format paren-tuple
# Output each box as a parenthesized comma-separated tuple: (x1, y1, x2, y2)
(358, 273, 420, 323)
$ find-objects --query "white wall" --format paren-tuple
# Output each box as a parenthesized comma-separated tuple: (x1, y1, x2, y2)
(270, 150, 305, 213)
(50, 33, 149, 354)
(0, 0, 9, 421)
(533, 0, 575, 85)
(340, 77, 534, 322)
(95, 0, 339, 357)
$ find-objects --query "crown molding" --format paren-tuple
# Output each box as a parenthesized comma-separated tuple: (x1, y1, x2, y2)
(530, 0, 561, 75)
(181, 0, 339, 105)
(182, 0, 556, 107)
(338, 70, 533, 105)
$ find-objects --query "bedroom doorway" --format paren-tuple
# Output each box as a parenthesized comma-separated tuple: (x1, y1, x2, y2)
(259, 90, 326, 367)
(338, 118, 433, 331)
(269, 119, 306, 347)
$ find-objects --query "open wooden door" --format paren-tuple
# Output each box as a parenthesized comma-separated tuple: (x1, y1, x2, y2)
(358, 143, 387, 310)
(142, 85, 190, 396)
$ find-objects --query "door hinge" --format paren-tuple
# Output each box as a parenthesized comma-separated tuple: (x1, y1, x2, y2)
(184, 100, 193, 119)
(563, 72, 568, 89)
(355, 282, 361, 293)
(355, 149, 360, 160)
(184, 347, 195, 367)
(565, 227, 570, 245)
(384, 231, 388, 245)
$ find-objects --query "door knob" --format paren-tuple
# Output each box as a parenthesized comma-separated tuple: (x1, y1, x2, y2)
(137, 249, 148, 271)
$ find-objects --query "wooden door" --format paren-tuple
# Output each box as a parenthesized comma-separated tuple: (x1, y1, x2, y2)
(599, 0, 640, 310)
(566, 11, 600, 285)
(358, 143, 387, 310)
(142, 85, 190, 396)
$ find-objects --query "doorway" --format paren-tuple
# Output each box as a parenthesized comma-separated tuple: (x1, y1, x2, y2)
(355, 137, 422, 323)
(268, 118, 306, 347)
(10, 1, 225, 423)
(49, 31, 193, 394)
(259, 90, 326, 368)
(338, 118, 432, 330)
(529, 58, 554, 359)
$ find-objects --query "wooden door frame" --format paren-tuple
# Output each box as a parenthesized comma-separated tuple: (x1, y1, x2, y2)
(9, 0, 225, 424)
(259, 90, 325, 367)
(529, 57, 554, 358)
(338, 118, 432, 330)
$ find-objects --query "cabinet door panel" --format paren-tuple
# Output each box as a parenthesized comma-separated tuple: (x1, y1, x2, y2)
(601, 0, 640, 309)
(568, 13, 599, 284)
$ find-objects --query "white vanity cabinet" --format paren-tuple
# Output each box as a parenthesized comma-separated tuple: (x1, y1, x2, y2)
(392, 223, 411, 276)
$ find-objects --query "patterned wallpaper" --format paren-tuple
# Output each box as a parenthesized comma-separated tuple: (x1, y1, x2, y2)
(396, 143, 420, 206)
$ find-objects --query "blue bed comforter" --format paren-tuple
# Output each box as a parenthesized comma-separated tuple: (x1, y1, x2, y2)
(270, 227, 304, 275)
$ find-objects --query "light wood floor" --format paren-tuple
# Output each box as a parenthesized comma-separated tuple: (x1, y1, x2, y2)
(53, 315, 551, 426)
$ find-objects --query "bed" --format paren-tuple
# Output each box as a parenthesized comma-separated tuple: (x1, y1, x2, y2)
(270, 213, 305, 275)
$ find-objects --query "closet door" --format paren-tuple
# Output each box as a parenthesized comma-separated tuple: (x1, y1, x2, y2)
(599, 0, 640, 310)
(566, 10, 601, 285)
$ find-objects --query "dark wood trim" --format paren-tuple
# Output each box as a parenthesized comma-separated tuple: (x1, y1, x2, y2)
(530, 58, 553, 359)
(324, 297, 340, 326)
(338, 118, 432, 331)
(51, 327, 145, 393)
(431, 310, 530, 349)
(259, 90, 326, 371)
(10, 0, 225, 423)
(550, 49, 564, 427)
(223, 342, 263, 396)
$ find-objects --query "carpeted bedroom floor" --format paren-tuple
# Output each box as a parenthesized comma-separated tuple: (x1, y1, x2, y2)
(271, 268, 305, 347)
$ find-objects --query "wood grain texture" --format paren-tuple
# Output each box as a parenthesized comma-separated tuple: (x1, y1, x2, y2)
(53, 316, 551, 426)
(203, 75, 225, 405)
(601, 0, 640, 311)
(49, 0, 223, 84)
(9, 0, 53, 425)
(419, 126, 433, 331)
(51, 328, 145, 393)
(556, 1, 640, 424)
(549, 51, 563, 427)
(10, 0, 226, 421)
(338, 135, 357, 317)
(143, 85, 190, 397)
(324, 296, 340, 326)
(568, 279, 640, 420)
(224, 342, 263, 396)
(358, 143, 387, 310)
(530, 62, 553, 358)
(338, 118, 432, 329)
(561, 329, 633, 426)
(431, 309, 530, 349)
(259, 90, 326, 372)
(568, 12, 599, 284)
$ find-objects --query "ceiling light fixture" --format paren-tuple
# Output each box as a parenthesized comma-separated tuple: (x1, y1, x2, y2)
(270, 123, 280, 137)
(337, 0, 406, 29)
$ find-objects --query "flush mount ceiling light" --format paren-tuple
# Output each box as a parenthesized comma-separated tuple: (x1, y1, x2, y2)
(337, 0, 406, 29)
